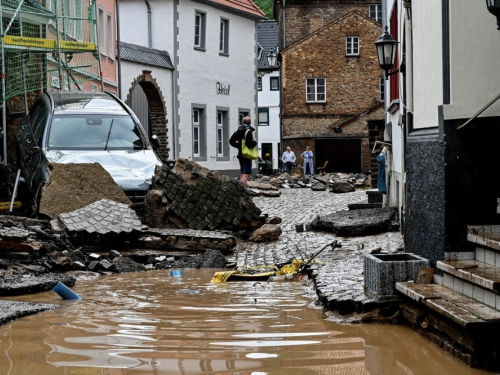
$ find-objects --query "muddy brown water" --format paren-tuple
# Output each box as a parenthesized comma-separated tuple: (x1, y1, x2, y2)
(0, 270, 493, 374)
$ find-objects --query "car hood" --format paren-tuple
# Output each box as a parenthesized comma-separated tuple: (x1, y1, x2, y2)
(43, 150, 162, 191)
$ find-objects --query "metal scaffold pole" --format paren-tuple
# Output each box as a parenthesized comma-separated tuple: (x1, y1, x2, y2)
(0, 0, 6, 165)
(54, 0, 62, 90)
(92, 0, 104, 91)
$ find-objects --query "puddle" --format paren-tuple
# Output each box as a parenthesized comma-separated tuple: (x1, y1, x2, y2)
(0, 269, 493, 374)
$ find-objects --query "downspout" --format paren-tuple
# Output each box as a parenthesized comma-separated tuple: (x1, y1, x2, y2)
(282, 0, 286, 48)
(145, 0, 152, 48)
(116, 0, 122, 98)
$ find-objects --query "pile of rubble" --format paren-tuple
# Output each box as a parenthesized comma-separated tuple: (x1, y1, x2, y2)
(252, 172, 371, 193)
(155, 159, 264, 231)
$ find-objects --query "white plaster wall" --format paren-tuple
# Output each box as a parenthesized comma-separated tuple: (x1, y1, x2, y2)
(176, 0, 258, 172)
(120, 0, 174, 53)
(443, 0, 500, 120)
(258, 70, 280, 170)
(121, 60, 174, 153)
(412, 2, 443, 129)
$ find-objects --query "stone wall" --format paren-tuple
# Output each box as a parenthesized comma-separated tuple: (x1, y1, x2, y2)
(155, 159, 263, 231)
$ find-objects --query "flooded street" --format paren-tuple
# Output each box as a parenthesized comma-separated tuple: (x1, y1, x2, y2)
(0, 270, 493, 374)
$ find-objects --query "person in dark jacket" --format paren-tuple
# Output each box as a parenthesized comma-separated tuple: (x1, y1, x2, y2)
(229, 116, 257, 185)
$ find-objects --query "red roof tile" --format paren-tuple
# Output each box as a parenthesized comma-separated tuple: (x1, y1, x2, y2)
(209, 0, 266, 19)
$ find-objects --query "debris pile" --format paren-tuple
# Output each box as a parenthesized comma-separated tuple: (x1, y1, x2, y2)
(155, 159, 263, 230)
(156, 249, 227, 269)
(307, 207, 397, 236)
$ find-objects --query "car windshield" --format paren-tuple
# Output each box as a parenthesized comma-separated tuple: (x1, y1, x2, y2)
(47, 115, 144, 150)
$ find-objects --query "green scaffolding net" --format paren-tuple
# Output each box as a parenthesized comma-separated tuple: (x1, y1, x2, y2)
(0, 0, 99, 102)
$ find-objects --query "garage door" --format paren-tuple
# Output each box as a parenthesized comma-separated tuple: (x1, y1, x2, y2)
(315, 139, 362, 173)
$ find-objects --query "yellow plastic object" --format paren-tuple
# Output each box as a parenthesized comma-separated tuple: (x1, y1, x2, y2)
(211, 271, 238, 283)
(0, 201, 21, 210)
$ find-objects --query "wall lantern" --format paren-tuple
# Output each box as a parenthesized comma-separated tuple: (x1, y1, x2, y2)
(486, 0, 500, 30)
(374, 26, 399, 79)
(267, 50, 278, 68)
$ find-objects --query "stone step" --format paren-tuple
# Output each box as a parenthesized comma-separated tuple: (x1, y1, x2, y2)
(437, 260, 500, 292)
(396, 282, 500, 327)
(468, 225, 500, 252)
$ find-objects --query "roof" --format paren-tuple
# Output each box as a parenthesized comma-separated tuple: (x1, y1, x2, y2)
(281, 10, 381, 53)
(257, 20, 279, 70)
(119, 42, 174, 70)
(195, 0, 266, 19)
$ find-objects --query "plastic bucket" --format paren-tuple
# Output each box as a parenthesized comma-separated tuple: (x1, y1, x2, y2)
(53, 281, 81, 300)
(170, 270, 183, 277)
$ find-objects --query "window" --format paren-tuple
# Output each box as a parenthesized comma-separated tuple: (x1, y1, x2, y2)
(370, 4, 383, 23)
(258, 77, 262, 91)
(217, 111, 224, 156)
(346, 36, 359, 56)
(74, 0, 83, 40)
(270, 77, 280, 91)
(193, 109, 200, 157)
(98, 7, 105, 54)
(239, 110, 249, 126)
(306, 78, 326, 103)
(194, 11, 206, 50)
(192, 105, 206, 160)
(216, 108, 229, 160)
(107, 13, 114, 58)
(219, 18, 229, 55)
(258, 108, 269, 126)
(380, 77, 385, 101)
(257, 43, 263, 60)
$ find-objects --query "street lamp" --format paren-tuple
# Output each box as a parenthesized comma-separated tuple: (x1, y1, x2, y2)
(486, 0, 500, 30)
(267, 50, 277, 68)
(374, 26, 399, 79)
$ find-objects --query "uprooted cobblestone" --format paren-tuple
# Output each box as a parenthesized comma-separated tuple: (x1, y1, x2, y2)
(231, 188, 403, 319)
(0, 300, 59, 326)
(157, 249, 228, 269)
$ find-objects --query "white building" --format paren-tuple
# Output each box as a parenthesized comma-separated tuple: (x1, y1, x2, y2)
(119, 0, 266, 174)
(175, 0, 266, 176)
(257, 20, 280, 173)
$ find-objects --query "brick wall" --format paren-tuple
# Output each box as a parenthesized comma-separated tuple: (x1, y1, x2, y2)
(275, 0, 381, 50)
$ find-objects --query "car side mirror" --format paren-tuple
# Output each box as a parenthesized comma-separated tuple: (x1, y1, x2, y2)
(151, 134, 160, 149)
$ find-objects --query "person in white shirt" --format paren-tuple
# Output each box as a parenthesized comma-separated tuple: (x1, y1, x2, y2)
(281, 146, 296, 174)
(301, 146, 313, 175)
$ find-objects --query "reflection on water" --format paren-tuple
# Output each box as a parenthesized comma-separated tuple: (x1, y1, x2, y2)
(0, 269, 493, 374)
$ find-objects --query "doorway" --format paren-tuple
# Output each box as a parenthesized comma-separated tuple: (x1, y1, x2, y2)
(261, 143, 273, 174)
(315, 139, 362, 173)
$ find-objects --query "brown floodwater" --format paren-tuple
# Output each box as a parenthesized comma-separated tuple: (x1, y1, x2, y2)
(0, 269, 494, 375)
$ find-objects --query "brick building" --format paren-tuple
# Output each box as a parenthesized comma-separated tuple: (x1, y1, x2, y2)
(275, 0, 385, 174)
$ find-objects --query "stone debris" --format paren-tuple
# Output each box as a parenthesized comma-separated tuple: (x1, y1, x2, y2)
(112, 257, 147, 273)
(39, 163, 132, 219)
(143, 190, 168, 228)
(155, 159, 263, 230)
(0, 273, 76, 296)
(156, 249, 228, 269)
(0, 300, 59, 327)
(307, 207, 397, 236)
(330, 181, 355, 194)
(138, 228, 237, 253)
(58, 199, 142, 235)
(252, 224, 282, 242)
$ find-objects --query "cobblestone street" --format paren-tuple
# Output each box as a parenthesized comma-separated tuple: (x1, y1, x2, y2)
(231, 188, 403, 314)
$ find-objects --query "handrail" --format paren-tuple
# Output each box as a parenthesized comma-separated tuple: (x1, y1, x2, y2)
(457, 91, 500, 130)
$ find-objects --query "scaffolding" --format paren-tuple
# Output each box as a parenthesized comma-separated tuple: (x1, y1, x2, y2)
(0, 0, 101, 164)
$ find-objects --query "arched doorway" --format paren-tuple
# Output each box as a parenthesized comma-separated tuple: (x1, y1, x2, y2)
(126, 70, 169, 161)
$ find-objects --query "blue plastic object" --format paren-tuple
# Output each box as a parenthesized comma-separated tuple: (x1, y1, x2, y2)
(53, 281, 81, 300)
(170, 270, 183, 277)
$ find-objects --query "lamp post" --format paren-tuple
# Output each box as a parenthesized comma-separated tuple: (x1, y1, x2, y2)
(267, 50, 277, 68)
(486, 0, 500, 30)
(374, 26, 399, 79)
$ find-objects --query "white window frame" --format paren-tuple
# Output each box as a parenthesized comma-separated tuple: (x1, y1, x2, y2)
(193, 109, 200, 157)
(258, 108, 269, 126)
(346, 36, 359, 56)
(380, 77, 385, 101)
(306, 78, 326, 103)
(107, 12, 114, 58)
(370, 4, 383, 23)
(219, 18, 229, 55)
(257, 76, 262, 91)
(195, 12, 202, 48)
(217, 111, 224, 157)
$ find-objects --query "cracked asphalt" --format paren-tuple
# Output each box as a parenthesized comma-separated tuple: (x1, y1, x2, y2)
(230, 188, 403, 307)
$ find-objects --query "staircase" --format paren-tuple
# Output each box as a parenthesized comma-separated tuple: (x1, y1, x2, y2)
(395, 206, 500, 369)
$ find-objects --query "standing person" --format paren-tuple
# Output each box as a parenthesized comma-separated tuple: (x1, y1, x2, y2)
(281, 146, 296, 174)
(301, 146, 314, 175)
(229, 116, 257, 185)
